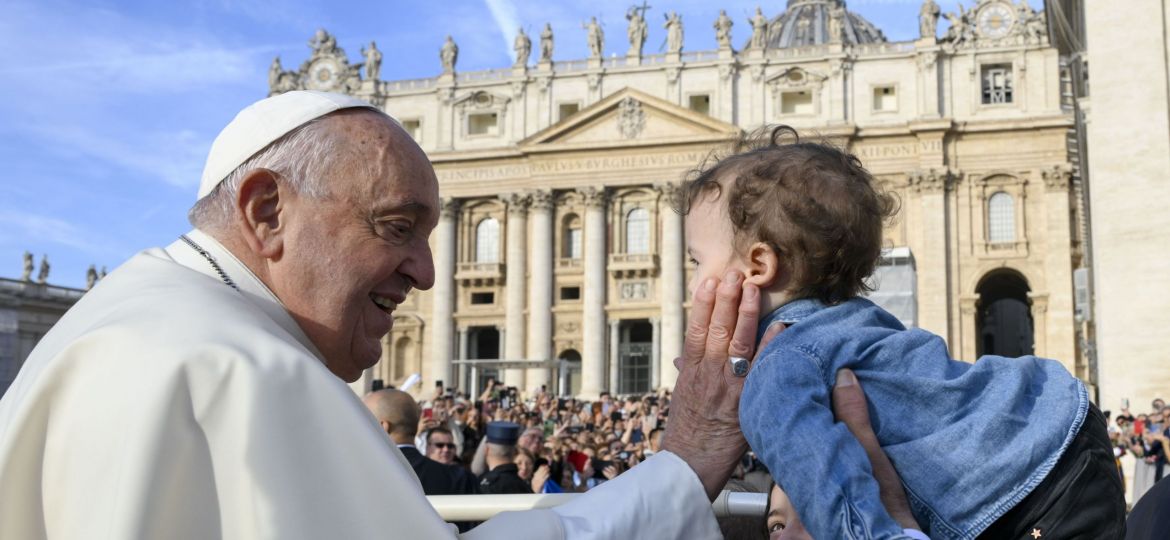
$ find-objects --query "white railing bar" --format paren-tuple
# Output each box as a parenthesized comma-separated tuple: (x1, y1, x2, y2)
(427, 490, 767, 522)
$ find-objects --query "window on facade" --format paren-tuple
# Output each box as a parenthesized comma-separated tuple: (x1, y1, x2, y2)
(780, 90, 814, 115)
(558, 102, 580, 121)
(470, 292, 495, 305)
(988, 192, 1016, 243)
(563, 214, 583, 259)
(475, 218, 500, 262)
(468, 112, 499, 135)
(872, 86, 897, 112)
(625, 207, 650, 254)
(393, 337, 413, 380)
(688, 94, 711, 115)
(560, 286, 581, 301)
(401, 119, 421, 141)
(981, 64, 1014, 104)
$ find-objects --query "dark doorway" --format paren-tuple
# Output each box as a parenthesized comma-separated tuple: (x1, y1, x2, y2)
(558, 349, 582, 396)
(469, 326, 500, 393)
(976, 271, 1034, 358)
(619, 320, 653, 394)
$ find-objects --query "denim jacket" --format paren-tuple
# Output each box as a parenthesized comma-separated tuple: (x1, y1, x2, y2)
(740, 298, 1087, 540)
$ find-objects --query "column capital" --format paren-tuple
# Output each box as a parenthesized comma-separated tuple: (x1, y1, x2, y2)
(654, 182, 683, 205)
(501, 192, 531, 215)
(530, 189, 555, 211)
(440, 197, 461, 219)
(909, 168, 955, 194)
(578, 187, 608, 209)
(1042, 165, 1073, 192)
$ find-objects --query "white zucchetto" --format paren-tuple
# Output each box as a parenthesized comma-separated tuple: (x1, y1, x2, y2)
(197, 90, 376, 200)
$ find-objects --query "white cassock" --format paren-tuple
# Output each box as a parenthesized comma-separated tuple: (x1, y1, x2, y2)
(0, 229, 721, 539)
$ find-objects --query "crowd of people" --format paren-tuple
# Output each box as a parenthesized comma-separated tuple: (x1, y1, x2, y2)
(1107, 398, 1169, 503)
(402, 379, 675, 495)
(367, 379, 788, 537)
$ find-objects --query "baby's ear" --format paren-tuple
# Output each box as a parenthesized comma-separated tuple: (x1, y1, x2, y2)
(744, 241, 782, 288)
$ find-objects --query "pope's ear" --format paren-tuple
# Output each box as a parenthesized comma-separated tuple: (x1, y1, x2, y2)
(743, 241, 781, 289)
(234, 168, 285, 259)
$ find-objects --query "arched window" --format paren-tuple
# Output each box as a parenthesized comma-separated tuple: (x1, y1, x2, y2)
(987, 192, 1015, 243)
(393, 337, 413, 381)
(625, 207, 650, 254)
(475, 218, 499, 262)
(563, 214, 582, 259)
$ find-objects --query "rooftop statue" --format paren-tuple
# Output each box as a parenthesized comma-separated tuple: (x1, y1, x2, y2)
(36, 255, 50, 284)
(86, 265, 98, 290)
(21, 251, 33, 282)
(540, 23, 554, 63)
(513, 28, 531, 67)
(749, 6, 768, 50)
(308, 28, 341, 58)
(714, 10, 733, 50)
(664, 11, 684, 54)
(626, 6, 648, 56)
(362, 41, 382, 81)
(440, 35, 459, 74)
(920, 0, 941, 39)
(584, 17, 604, 58)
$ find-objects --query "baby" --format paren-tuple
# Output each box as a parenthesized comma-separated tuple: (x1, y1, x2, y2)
(678, 127, 1124, 540)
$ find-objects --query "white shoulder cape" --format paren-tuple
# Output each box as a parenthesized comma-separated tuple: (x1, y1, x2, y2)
(0, 230, 720, 539)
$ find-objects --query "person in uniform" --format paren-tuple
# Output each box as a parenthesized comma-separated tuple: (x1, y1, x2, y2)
(479, 421, 533, 494)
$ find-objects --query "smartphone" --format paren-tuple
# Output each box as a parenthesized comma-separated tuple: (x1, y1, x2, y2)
(436, 380, 444, 388)
(1123, 398, 1130, 409)
(422, 407, 434, 420)
(592, 459, 612, 479)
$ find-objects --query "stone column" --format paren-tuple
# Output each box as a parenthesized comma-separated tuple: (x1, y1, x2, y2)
(650, 316, 661, 389)
(502, 193, 530, 387)
(912, 169, 952, 340)
(609, 319, 621, 393)
(1041, 166, 1076, 372)
(458, 327, 470, 391)
(579, 187, 609, 399)
(429, 198, 459, 387)
(527, 190, 555, 393)
(657, 182, 685, 389)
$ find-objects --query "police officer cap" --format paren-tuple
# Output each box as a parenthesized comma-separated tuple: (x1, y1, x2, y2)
(485, 421, 522, 445)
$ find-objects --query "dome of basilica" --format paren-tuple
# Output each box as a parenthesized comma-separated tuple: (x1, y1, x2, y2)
(757, 0, 887, 49)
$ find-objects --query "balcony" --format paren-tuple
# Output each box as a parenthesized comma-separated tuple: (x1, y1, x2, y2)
(456, 262, 504, 286)
(608, 253, 659, 278)
(555, 257, 583, 275)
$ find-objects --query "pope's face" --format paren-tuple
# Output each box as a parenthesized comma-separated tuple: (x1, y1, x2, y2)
(276, 111, 438, 382)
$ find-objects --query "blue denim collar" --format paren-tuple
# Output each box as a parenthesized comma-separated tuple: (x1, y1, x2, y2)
(757, 297, 828, 344)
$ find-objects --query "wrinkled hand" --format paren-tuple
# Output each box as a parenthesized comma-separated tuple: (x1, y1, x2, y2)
(662, 271, 785, 501)
(831, 369, 920, 531)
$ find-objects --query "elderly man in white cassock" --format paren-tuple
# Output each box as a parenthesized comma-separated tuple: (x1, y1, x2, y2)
(0, 91, 781, 539)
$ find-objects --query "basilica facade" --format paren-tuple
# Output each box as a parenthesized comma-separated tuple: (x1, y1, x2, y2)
(270, 0, 1086, 399)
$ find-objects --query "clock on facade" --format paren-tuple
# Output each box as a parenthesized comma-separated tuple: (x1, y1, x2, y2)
(977, 2, 1016, 40)
(307, 58, 342, 91)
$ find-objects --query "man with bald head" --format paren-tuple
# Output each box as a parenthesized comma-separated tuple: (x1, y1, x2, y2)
(363, 389, 477, 496)
(0, 90, 780, 539)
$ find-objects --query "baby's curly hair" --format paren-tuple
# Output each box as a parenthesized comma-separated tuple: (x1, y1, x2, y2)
(675, 125, 899, 305)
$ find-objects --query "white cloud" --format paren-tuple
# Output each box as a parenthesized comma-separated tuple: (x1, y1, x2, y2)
(0, 210, 120, 257)
(0, 2, 272, 97)
(484, 0, 522, 61)
(19, 123, 209, 190)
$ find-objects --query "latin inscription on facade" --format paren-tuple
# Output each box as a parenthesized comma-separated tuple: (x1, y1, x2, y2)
(435, 151, 709, 183)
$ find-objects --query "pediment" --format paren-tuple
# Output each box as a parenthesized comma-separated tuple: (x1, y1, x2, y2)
(766, 67, 828, 89)
(519, 88, 740, 150)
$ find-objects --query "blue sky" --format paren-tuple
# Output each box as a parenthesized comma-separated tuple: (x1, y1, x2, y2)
(0, 0, 1006, 288)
